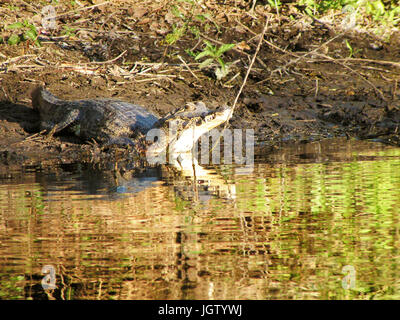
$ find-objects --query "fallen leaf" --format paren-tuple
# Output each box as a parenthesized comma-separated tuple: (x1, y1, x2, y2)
(132, 7, 148, 19)
(137, 17, 151, 25)
(236, 41, 250, 51)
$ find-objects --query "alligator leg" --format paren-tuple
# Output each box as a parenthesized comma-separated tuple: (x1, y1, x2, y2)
(40, 109, 80, 134)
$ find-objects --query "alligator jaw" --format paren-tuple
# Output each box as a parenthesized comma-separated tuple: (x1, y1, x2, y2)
(169, 105, 232, 153)
(146, 103, 233, 161)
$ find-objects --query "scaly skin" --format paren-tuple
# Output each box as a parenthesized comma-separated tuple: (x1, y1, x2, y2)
(31, 86, 159, 146)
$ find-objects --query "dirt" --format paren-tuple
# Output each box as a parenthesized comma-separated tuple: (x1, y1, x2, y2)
(1, 0, 400, 172)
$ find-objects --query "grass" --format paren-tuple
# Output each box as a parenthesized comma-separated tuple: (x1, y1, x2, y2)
(344, 39, 360, 58)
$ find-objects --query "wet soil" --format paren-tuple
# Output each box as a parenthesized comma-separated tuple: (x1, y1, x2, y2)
(1, 1, 400, 172)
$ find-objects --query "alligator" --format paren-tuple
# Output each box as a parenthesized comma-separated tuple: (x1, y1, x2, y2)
(31, 87, 233, 160)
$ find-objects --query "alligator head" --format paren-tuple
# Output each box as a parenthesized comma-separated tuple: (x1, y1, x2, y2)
(146, 102, 233, 164)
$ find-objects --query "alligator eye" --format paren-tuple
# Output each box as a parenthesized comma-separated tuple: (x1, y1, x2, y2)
(185, 103, 196, 111)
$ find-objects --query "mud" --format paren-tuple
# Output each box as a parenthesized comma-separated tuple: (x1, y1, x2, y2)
(1, 1, 400, 172)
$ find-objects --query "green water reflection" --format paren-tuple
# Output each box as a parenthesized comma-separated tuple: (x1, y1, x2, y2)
(1, 138, 400, 299)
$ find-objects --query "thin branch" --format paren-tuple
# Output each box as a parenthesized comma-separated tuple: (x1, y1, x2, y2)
(85, 50, 127, 65)
(55, 1, 110, 19)
(177, 55, 199, 80)
(228, 15, 270, 121)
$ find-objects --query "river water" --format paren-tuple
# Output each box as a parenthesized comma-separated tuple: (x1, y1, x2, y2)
(1, 138, 400, 299)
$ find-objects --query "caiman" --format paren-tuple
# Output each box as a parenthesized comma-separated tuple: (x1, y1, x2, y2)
(31, 87, 232, 160)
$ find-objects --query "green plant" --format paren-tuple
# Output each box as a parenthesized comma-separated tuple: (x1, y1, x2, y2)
(61, 25, 77, 38)
(4, 20, 40, 46)
(298, 0, 400, 27)
(164, 0, 219, 45)
(185, 48, 196, 57)
(344, 39, 360, 58)
(365, 0, 400, 25)
(165, 25, 186, 45)
(267, 0, 281, 9)
(299, 0, 358, 14)
(194, 40, 235, 80)
(7, 4, 19, 11)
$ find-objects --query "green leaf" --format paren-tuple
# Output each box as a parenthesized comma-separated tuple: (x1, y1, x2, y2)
(216, 43, 235, 57)
(194, 50, 212, 60)
(171, 5, 185, 19)
(164, 25, 185, 45)
(24, 29, 37, 41)
(203, 40, 214, 49)
(5, 22, 24, 30)
(216, 57, 226, 69)
(198, 58, 214, 69)
(373, 0, 385, 16)
(305, 7, 314, 16)
(189, 25, 200, 38)
(195, 14, 206, 22)
(7, 34, 20, 45)
(185, 49, 196, 57)
(345, 40, 354, 57)
(28, 23, 38, 33)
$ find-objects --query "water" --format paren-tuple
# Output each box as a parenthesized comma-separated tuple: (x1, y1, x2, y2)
(1, 138, 400, 300)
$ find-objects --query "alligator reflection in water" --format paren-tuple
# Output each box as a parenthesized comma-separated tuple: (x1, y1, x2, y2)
(44, 151, 238, 203)
(160, 152, 237, 202)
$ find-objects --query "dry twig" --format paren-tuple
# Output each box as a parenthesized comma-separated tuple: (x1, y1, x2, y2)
(211, 15, 270, 154)
(228, 15, 270, 120)
(177, 55, 199, 80)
